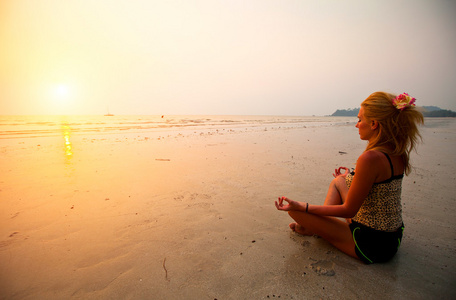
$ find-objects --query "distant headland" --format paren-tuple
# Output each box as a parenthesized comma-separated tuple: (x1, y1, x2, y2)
(331, 106, 456, 117)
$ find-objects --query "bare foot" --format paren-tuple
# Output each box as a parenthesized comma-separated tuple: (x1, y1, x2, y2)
(289, 222, 313, 236)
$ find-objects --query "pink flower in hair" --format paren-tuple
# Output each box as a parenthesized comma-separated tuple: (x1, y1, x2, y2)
(393, 93, 416, 111)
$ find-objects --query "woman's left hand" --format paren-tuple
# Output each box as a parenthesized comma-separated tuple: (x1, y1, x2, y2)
(275, 196, 302, 211)
(333, 167, 350, 178)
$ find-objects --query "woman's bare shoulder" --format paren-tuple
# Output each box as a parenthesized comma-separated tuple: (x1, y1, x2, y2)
(357, 150, 384, 164)
(352, 151, 383, 185)
(357, 150, 398, 181)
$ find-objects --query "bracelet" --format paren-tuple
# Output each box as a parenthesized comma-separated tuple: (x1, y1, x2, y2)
(306, 203, 309, 213)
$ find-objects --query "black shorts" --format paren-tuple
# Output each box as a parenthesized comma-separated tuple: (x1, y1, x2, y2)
(349, 221, 404, 264)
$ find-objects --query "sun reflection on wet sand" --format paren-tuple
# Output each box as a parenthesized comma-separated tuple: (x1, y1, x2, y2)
(61, 122, 73, 160)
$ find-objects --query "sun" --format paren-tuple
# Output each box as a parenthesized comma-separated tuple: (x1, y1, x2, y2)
(50, 83, 75, 114)
(53, 84, 70, 99)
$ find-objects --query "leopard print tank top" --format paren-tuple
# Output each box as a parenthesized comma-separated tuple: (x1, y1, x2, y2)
(345, 153, 404, 232)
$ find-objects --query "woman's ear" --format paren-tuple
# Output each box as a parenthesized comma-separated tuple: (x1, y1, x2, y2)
(371, 120, 379, 130)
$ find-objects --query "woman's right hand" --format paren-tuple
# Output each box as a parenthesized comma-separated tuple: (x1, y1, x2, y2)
(333, 167, 349, 178)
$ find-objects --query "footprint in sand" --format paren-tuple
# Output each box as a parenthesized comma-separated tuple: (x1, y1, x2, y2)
(175, 193, 213, 209)
(174, 195, 184, 202)
(0, 232, 20, 249)
(289, 235, 311, 247)
(309, 260, 336, 276)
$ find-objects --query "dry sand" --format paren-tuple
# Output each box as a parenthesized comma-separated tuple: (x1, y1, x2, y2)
(1, 118, 455, 299)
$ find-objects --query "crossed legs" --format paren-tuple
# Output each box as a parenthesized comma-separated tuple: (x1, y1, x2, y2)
(288, 176, 358, 260)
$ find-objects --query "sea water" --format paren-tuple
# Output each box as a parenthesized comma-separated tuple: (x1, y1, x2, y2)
(0, 115, 356, 139)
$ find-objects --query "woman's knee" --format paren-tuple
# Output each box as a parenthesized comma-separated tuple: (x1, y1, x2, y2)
(328, 176, 345, 191)
(334, 176, 348, 192)
(333, 176, 346, 186)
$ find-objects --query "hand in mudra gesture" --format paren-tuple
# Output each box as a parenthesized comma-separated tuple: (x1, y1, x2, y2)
(333, 166, 350, 178)
(275, 196, 302, 211)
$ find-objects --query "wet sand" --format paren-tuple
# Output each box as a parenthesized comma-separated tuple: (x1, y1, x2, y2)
(1, 118, 455, 299)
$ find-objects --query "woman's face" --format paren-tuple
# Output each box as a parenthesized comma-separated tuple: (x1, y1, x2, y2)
(356, 106, 377, 141)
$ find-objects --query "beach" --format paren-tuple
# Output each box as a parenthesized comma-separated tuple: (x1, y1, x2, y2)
(0, 116, 455, 299)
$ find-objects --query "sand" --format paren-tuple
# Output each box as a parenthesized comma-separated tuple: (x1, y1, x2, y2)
(1, 118, 455, 299)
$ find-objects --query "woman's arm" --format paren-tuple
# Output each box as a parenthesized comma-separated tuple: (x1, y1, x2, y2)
(276, 151, 381, 218)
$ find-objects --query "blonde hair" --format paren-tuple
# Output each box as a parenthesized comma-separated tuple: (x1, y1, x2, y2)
(361, 91, 424, 175)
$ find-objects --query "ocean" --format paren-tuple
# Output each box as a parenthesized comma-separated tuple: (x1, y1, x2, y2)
(0, 115, 356, 140)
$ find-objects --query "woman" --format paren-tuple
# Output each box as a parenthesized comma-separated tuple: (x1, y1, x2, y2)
(275, 92, 424, 264)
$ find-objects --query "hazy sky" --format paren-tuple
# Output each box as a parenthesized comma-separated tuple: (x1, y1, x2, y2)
(1, 0, 455, 115)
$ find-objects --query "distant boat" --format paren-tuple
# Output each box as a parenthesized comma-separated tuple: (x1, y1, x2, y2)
(104, 107, 114, 116)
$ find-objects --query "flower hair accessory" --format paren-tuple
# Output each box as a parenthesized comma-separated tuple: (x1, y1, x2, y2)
(392, 93, 416, 111)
